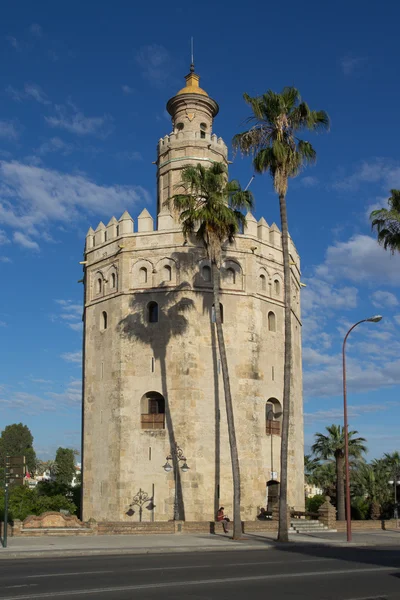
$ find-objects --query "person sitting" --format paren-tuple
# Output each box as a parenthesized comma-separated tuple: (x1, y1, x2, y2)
(216, 506, 230, 533)
(257, 507, 268, 520)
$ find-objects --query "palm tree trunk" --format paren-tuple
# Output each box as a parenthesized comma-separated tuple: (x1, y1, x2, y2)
(212, 262, 242, 539)
(336, 454, 345, 521)
(277, 192, 292, 543)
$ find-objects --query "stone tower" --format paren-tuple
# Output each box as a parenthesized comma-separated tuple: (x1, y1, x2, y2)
(81, 67, 304, 523)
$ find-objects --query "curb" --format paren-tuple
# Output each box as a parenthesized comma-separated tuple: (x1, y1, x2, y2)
(0, 540, 390, 560)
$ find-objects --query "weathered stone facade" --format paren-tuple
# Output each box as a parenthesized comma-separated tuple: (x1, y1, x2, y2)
(82, 68, 304, 523)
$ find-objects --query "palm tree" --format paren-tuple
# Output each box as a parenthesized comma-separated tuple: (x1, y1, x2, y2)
(353, 462, 390, 519)
(304, 454, 320, 485)
(233, 88, 329, 541)
(167, 162, 253, 539)
(370, 189, 400, 254)
(312, 425, 367, 521)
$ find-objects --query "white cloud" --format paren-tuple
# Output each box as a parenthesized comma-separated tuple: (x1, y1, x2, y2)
(0, 321, 7, 327)
(371, 290, 398, 308)
(6, 83, 50, 105)
(45, 102, 113, 137)
(55, 299, 82, 331)
(0, 230, 10, 245)
(0, 120, 19, 140)
(299, 176, 318, 188)
(29, 23, 42, 38)
(334, 159, 400, 192)
(0, 256, 11, 263)
(341, 55, 366, 75)
(302, 347, 334, 366)
(304, 401, 396, 425)
(394, 315, 400, 326)
(37, 137, 74, 156)
(302, 278, 358, 313)
(25, 83, 51, 105)
(116, 151, 142, 161)
(122, 85, 134, 95)
(61, 350, 82, 364)
(13, 231, 39, 250)
(315, 234, 400, 286)
(136, 44, 173, 86)
(0, 160, 148, 246)
(6, 36, 21, 51)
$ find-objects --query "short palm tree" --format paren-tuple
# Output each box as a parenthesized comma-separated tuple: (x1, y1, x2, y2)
(312, 425, 367, 521)
(167, 162, 253, 539)
(370, 189, 400, 254)
(233, 88, 329, 541)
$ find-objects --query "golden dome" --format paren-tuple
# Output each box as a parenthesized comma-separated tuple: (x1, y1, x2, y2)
(176, 71, 208, 97)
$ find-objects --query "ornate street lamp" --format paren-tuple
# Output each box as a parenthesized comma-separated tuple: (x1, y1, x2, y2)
(163, 442, 190, 520)
(342, 315, 382, 542)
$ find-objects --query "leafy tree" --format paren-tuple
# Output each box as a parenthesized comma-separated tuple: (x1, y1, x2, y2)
(233, 88, 329, 542)
(0, 423, 37, 474)
(54, 448, 76, 487)
(168, 161, 253, 539)
(0, 485, 76, 521)
(312, 425, 367, 521)
(370, 189, 400, 254)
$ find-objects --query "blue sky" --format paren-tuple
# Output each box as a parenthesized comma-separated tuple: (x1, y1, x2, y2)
(1, 0, 399, 462)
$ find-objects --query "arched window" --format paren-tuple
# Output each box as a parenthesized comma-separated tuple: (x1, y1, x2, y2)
(202, 265, 211, 282)
(141, 392, 165, 429)
(111, 273, 116, 289)
(268, 311, 276, 332)
(200, 122, 207, 139)
(101, 311, 108, 330)
(97, 277, 102, 294)
(226, 267, 235, 285)
(176, 122, 184, 131)
(148, 301, 159, 323)
(259, 274, 266, 292)
(139, 267, 148, 284)
(211, 303, 224, 324)
(266, 399, 282, 436)
(163, 265, 172, 282)
(274, 279, 280, 295)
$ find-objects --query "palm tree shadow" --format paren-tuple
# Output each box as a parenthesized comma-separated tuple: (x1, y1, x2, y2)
(118, 259, 195, 521)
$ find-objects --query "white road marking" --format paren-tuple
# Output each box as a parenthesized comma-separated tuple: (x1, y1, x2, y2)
(0, 565, 396, 599)
(27, 571, 114, 579)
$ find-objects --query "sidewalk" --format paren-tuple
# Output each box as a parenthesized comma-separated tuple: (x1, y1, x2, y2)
(1, 530, 400, 559)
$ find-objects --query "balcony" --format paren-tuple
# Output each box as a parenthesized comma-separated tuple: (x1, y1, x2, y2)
(266, 420, 281, 436)
(141, 413, 165, 430)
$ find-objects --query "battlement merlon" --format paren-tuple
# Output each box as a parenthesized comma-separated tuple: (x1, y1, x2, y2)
(157, 131, 228, 162)
(84, 210, 300, 273)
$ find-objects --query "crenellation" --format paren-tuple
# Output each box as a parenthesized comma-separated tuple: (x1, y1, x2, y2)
(94, 222, 106, 246)
(257, 217, 270, 241)
(244, 212, 258, 237)
(106, 216, 118, 241)
(118, 211, 134, 235)
(137, 208, 154, 233)
(86, 227, 95, 250)
(269, 223, 282, 247)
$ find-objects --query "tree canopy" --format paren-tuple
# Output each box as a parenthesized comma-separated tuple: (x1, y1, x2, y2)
(54, 447, 77, 487)
(370, 189, 400, 254)
(0, 423, 37, 474)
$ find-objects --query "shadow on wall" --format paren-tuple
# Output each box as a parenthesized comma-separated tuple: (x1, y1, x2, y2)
(118, 254, 197, 521)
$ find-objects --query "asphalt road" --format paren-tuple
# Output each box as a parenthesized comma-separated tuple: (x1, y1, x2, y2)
(0, 545, 399, 599)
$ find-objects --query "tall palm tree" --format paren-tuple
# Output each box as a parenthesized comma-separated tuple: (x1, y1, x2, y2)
(233, 88, 329, 541)
(304, 454, 320, 485)
(370, 189, 400, 254)
(167, 162, 253, 539)
(312, 425, 367, 521)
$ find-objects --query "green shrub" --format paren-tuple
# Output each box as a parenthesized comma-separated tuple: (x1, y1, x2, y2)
(305, 495, 325, 514)
(0, 485, 76, 522)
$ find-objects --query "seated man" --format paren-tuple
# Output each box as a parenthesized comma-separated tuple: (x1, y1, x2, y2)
(257, 507, 268, 520)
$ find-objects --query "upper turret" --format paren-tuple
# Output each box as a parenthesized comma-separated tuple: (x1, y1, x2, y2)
(166, 64, 219, 136)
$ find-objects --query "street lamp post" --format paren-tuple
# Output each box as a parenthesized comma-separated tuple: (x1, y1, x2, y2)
(163, 442, 190, 521)
(388, 474, 400, 521)
(342, 315, 382, 542)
